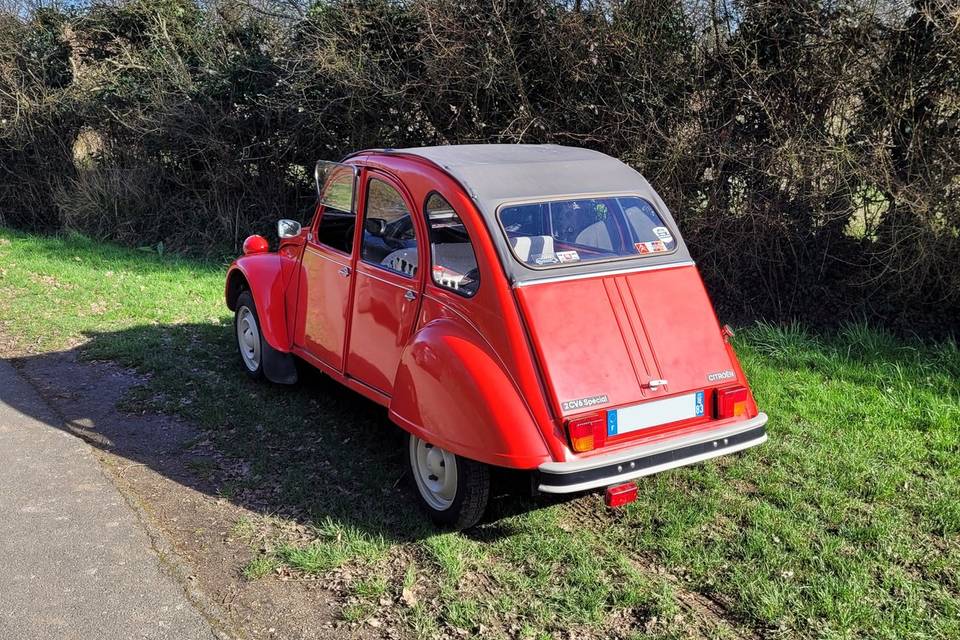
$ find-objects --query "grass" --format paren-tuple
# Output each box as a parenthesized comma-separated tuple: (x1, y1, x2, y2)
(243, 554, 280, 580)
(1, 227, 958, 639)
(277, 518, 387, 573)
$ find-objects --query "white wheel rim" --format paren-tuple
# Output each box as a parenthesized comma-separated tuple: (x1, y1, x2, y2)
(409, 435, 458, 511)
(236, 306, 261, 371)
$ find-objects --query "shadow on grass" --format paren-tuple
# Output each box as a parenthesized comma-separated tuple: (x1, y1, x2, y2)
(3, 321, 558, 547)
(8, 316, 956, 551)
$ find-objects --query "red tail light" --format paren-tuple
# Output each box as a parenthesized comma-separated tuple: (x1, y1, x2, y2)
(715, 386, 749, 419)
(566, 412, 607, 452)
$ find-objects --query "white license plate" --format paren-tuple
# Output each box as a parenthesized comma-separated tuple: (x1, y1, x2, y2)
(607, 391, 705, 437)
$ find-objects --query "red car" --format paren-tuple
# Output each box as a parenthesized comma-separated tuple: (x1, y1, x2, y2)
(226, 145, 768, 528)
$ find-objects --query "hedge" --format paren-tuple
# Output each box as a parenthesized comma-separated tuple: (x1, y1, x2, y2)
(1, 0, 957, 330)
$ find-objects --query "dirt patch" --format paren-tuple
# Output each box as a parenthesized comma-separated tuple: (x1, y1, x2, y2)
(28, 273, 73, 289)
(5, 347, 383, 640)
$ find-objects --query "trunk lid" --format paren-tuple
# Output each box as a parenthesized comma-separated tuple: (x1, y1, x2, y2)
(515, 264, 736, 429)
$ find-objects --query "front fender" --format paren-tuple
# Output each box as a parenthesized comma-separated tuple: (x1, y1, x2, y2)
(225, 254, 291, 353)
(389, 318, 551, 469)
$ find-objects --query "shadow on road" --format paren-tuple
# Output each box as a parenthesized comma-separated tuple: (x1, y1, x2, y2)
(2, 322, 559, 547)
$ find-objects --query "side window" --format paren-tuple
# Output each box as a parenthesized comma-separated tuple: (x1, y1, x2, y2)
(361, 178, 418, 277)
(424, 192, 480, 297)
(315, 165, 357, 254)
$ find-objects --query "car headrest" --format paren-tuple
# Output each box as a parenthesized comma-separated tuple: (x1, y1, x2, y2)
(575, 221, 613, 251)
(510, 235, 554, 262)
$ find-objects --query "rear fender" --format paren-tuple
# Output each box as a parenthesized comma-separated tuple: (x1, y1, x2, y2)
(389, 318, 551, 469)
(225, 254, 297, 384)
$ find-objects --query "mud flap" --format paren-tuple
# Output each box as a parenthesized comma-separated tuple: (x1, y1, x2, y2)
(262, 340, 298, 385)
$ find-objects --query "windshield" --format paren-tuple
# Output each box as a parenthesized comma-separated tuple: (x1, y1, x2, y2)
(498, 196, 677, 268)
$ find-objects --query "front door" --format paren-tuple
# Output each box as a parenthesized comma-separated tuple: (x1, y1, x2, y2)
(295, 163, 359, 372)
(345, 173, 423, 395)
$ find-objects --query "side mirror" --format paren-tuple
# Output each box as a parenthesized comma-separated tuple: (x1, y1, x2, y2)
(277, 219, 302, 239)
(364, 217, 387, 236)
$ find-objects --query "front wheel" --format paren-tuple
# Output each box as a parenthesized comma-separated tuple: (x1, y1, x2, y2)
(407, 434, 490, 529)
(234, 291, 264, 380)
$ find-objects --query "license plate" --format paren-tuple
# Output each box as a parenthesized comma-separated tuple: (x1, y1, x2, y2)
(607, 391, 705, 437)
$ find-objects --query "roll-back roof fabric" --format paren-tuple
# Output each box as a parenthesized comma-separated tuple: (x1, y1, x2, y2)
(380, 144, 694, 282)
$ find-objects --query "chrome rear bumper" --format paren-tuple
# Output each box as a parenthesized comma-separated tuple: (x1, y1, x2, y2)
(537, 413, 768, 494)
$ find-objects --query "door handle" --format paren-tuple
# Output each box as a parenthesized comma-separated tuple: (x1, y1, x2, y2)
(645, 379, 668, 389)
(338, 266, 351, 277)
(404, 290, 417, 301)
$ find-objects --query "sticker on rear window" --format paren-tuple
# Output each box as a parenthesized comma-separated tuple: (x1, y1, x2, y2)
(561, 394, 609, 411)
(635, 240, 667, 254)
(534, 255, 559, 265)
(556, 250, 580, 263)
(652, 226, 673, 242)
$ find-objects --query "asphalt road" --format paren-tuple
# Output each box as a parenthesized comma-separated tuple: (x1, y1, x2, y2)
(0, 359, 217, 640)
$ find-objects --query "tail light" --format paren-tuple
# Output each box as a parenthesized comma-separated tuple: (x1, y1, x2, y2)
(566, 412, 607, 452)
(715, 386, 749, 419)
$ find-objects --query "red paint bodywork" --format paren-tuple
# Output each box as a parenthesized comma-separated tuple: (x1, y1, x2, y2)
(225, 151, 760, 470)
(226, 252, 292, 354)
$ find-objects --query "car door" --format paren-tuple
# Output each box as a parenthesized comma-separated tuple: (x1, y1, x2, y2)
(345, 172, 423, 395)
(294, 162, 360, 372)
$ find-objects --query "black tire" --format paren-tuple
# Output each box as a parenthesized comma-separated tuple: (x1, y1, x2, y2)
(407, 433, 490, 529)
(234, 291, 264, 381)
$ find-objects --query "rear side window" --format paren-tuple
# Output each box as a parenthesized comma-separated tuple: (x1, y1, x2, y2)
(424, 193, 480, 296)
(498, 196, 677, 268)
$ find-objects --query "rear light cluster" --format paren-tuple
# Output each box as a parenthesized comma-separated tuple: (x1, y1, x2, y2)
(715, 386, 749, 419)
(566, 385, 750, 453)
(566, 411, 607, 452)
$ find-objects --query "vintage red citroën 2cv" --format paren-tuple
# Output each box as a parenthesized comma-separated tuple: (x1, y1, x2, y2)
(226, 145, 768, 528)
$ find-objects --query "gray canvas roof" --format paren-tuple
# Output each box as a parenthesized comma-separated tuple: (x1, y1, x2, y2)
(389, 144, 694, 283)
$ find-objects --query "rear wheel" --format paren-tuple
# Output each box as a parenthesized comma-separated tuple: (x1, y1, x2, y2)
(407, 433, 490, 529)
(234, 291, 264, 380)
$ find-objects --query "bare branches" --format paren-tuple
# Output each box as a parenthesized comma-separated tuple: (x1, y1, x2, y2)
(1, 0, 957, 329)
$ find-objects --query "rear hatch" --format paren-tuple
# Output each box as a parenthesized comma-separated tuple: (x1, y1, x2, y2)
(515, 264, 738, 444)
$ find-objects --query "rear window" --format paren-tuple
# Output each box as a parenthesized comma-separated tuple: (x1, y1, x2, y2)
(498, 196, 676, 268)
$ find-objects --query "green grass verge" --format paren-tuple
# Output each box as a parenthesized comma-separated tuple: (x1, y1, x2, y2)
(1, 228, 958, 639)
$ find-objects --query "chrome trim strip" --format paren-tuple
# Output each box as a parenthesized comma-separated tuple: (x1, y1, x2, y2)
(538, 434, 767, 494)
(514, 260, 696, 287)
(357, 263, 416, 286)
(303, 242, 351, 262)
(539, 413, 768, 474)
